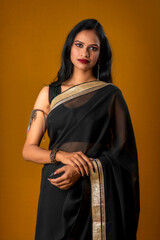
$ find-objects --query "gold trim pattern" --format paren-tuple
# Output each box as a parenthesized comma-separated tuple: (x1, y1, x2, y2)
(50, 81, 112, 112)
(90, 159, 106, 240)
(96, 159, 106, 240)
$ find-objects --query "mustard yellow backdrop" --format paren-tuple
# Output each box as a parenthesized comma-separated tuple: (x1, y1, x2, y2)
(0, 0, 159, 239)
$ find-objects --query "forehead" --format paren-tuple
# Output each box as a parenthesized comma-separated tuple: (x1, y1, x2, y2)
(74, 30, 100, 45)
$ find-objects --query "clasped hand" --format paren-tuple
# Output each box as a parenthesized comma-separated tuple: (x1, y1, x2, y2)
(48, 150, 93, 190)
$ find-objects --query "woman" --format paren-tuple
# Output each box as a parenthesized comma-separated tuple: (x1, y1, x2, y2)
(22, 19, 140, 240)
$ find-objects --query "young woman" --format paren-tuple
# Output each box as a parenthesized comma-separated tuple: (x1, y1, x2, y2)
(22, 19, 140, 240)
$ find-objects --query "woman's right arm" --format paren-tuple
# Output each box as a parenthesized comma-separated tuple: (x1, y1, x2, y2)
(22, 86, 52, 164)
(22, 85, 93, 174)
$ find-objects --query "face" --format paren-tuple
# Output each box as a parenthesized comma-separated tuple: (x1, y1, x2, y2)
(70, 29, 100, 71)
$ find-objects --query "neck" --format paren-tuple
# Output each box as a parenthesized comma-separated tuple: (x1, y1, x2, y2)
(68, 68, 97, 85)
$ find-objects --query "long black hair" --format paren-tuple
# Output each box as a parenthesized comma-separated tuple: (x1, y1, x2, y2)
(53, 19, 112, 85)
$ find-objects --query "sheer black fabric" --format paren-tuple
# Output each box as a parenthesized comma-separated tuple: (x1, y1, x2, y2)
(35, 82, 140, 240)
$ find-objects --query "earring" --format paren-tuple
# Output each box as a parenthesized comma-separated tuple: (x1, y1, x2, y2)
(97, 59, 100, 80)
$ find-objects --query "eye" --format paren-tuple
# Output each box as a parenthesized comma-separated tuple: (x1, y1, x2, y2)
(75, 43, 83, 48)
(89, 46, 98, 51)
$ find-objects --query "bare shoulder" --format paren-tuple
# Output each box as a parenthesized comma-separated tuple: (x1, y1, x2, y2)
(33, 86, 50, 114)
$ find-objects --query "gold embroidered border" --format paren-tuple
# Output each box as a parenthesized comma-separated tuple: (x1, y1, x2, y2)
(50, 81, 112, 112)
(90, 159, 106, 240)
(96, 158, 106, 240)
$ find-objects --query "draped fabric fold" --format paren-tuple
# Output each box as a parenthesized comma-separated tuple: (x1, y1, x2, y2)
(35, 80, 140, 240)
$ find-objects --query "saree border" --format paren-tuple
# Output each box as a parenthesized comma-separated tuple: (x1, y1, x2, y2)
(90, 159, 106, 240)
(50, 81, 112, 112)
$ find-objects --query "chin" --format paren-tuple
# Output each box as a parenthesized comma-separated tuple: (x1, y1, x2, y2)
(76, 66, 92, 72)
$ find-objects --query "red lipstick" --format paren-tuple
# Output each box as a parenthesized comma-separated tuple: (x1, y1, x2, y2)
(78, 59, 89, 64)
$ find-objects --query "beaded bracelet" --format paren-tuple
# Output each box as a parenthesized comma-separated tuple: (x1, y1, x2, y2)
(50, 148, 59, 164)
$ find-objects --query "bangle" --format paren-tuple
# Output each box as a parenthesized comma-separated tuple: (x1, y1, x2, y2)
(50, 148, 59, 164)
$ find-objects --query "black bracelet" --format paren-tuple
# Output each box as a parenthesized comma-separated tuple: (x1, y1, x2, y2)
(50, 148, 59, 164)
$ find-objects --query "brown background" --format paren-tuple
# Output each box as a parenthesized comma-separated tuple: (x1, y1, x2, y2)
(0, 0, 160, 239)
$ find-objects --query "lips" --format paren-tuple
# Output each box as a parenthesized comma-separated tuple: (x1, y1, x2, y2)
(78, 59, 89, 64)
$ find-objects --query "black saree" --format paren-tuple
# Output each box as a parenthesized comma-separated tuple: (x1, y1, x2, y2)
(35, 80, 140, 240)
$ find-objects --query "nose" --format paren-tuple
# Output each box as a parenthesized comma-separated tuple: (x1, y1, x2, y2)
(81, 47, 90, 58)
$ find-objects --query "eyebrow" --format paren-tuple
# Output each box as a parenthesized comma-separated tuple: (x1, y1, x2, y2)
(74, 40, 100, 47)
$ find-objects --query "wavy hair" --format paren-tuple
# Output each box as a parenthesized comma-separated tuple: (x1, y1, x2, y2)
(53, 19, 112, 85)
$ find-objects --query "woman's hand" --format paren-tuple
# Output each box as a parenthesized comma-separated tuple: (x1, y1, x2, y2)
(55, 150, 93, 176)
(48, 165, 81, 190)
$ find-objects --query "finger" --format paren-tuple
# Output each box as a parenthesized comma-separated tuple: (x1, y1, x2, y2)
(49, 179, 69, 187)
(59, 182, 76, 190)
(74, 154, 90, 176)
(48, 175, 66, 184)
(50, 181, 69, 189)
(72, 158, 86, 176)
(79, 152, 94, 170)
(68, 160, 81, 175)
(55, 180, 70, 187)
(59, 184, 71, 190)
(53, 166, 66, 176)
(83, 156, 94, 169)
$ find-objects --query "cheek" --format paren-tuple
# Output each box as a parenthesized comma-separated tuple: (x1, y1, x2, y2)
(92, 52, 100, 63)
(70, 46, 77, 60)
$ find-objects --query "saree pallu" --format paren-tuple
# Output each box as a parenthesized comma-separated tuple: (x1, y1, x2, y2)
(35, 80, 140, 240)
